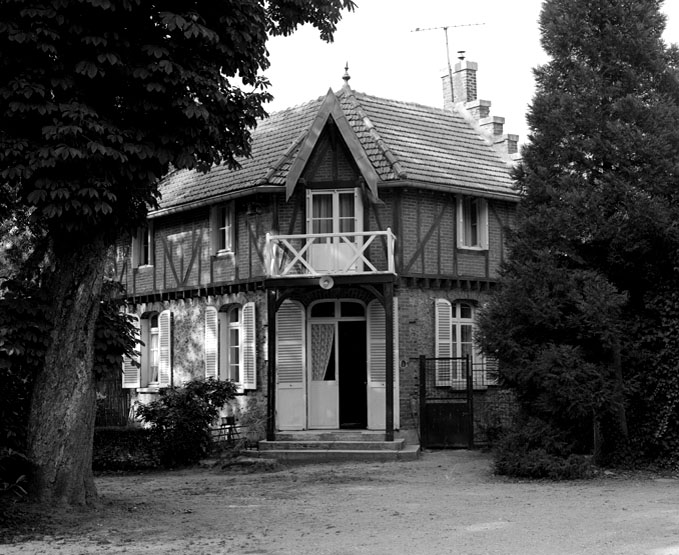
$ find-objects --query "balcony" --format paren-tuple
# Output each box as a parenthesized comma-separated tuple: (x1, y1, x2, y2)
(265, 228, 396, 278)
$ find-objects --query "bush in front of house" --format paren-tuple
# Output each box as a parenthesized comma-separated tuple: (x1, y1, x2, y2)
(136, 378, 237, 467)
(493, 417, 594, 480)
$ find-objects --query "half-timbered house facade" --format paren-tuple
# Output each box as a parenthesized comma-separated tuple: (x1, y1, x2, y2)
(115, 60, 519, 454)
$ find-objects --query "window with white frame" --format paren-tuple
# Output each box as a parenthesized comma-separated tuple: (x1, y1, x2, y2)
(122, 310, 172, 389)
(434, 299, 486, 387)
(210, 203, 235, 254)
(457, 196, 488, 250)
(216, 302, 257, 390)
(131, 223, 154, 267)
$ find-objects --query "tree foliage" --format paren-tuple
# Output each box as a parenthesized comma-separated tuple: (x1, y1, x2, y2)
(478, 0, 679, 467)
(0, 0, 355, 240)
(0, 0, 355, 504)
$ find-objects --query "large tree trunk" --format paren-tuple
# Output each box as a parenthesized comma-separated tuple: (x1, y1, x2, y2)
(27, 234, 108, 506)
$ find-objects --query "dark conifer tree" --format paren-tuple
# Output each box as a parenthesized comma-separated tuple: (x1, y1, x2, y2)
(478, 0, 679, 464)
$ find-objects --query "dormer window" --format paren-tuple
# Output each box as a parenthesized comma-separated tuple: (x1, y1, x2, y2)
(211, 203, 235, 255)
(457, 196, 488, 250)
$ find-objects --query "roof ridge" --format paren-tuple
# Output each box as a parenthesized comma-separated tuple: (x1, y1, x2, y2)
(346, 89, 454, 115)
(343, 89, 409, 180)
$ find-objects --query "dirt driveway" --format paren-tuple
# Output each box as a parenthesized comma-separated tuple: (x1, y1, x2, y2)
(2, 450, 679, 555)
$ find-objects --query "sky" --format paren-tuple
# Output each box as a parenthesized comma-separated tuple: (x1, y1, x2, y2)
(264, 0, 679, 146)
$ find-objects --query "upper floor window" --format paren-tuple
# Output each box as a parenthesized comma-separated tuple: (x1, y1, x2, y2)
(132, 223, 154, 268)
(306, 188, 363, 272)
(457, 196, 488, 250)
(210, 203, 235, 255)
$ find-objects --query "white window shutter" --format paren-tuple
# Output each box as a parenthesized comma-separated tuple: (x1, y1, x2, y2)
(242, 302, 257, 390)
(276, 300, 305, 385)
(209, 207, 219, 254)
(367, 300, 386, 384)
(205, 307, 218, 380)
(158, 310, 172, 387)
(479, 198, 489, 250)
(122, 314, 141, 388)
(435, 299, 453, 386)
(456, 196, 464, 248)
(131, 230, 140, 268)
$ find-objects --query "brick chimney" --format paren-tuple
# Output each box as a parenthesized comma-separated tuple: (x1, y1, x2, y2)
(453, 60, 477, 104)
(442, 59, 490, 118)
(441, 59, 521, 159)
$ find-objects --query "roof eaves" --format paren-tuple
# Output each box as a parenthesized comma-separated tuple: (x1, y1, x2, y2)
(148, 184, 285, 219)
(382, 179, 520, 202)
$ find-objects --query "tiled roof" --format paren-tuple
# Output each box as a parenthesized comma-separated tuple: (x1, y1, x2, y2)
(154, 87, 516, 213)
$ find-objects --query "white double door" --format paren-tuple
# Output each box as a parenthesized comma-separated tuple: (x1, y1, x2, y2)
(275, 299, 399, 431)
(308, 309, 367, 429)
(307, 188, 363, 273)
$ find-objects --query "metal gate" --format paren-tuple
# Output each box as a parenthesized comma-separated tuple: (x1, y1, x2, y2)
(419, 355, 474, 449)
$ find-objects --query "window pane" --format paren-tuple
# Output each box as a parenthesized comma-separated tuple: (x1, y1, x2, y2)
(341, 302, 364, 317)
(470, 200, 478, 246)
(311, 302, 335, 318)
(339, 193, 354, 218)
(461, 324, 473, 343)
(460, 303, 472, 319)
(229, 309, 240, 324)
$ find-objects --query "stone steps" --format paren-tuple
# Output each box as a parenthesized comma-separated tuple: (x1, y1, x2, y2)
(257, 431, 420, 462)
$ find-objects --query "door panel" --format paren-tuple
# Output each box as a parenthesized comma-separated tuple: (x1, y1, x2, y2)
(308, 322, 338, 428)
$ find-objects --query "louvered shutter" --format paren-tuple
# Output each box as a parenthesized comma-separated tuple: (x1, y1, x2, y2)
(209, 207, 219, 254)
(393, 297, 400, 430)
(242, 302, 257, 390)
(479, 198, 489, 250)
(435, 299, 453, 386)
(122, 314, 140, 388)
(276, 300, 305, 430)
(367, 300, 386, 429)
(158, 310, 172, 387)
(204, 307, 218, 380)
(368, 301, 386, 384)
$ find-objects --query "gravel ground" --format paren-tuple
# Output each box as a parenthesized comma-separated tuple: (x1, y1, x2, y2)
(2, 450, 679, 555)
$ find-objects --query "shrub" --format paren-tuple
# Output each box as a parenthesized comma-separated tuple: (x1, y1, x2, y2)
(93, 427, 159, 471)
(136, 378, 237, 467)
(0, 448, 29, 498)
(493, 417, 594, 480)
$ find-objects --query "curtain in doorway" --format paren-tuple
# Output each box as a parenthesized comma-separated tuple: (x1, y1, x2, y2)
(311, 323, 335, 381)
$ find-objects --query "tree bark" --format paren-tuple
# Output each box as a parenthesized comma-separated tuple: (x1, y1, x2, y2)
(26, 234, 108, 506)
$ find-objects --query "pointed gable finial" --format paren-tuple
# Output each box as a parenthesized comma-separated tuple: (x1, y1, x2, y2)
(342, 62, 351, 88)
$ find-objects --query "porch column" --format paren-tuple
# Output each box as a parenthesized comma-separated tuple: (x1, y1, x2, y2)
(384, 282, 394, 441)
(266, 289, 277, 441)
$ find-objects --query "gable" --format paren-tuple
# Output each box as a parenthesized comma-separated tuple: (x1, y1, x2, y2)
(302, 119, 361, 186)
(285, 89, 380, 201)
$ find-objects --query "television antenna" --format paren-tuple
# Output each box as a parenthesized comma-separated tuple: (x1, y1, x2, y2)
(411, 23, 485, 102)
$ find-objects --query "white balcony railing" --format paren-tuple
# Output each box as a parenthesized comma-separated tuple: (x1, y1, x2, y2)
(265, 228, 396, 278)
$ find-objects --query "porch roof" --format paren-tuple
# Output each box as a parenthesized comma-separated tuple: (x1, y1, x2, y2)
(153, 85, 517, 215)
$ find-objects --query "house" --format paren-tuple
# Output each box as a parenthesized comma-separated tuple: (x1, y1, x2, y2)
(113, 60, 519, 457)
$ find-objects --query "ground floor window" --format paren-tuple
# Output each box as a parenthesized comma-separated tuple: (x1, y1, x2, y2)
(122, 310, 172, 389)
(204, 302, 257, 391)
(434, 299, 486, 387)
